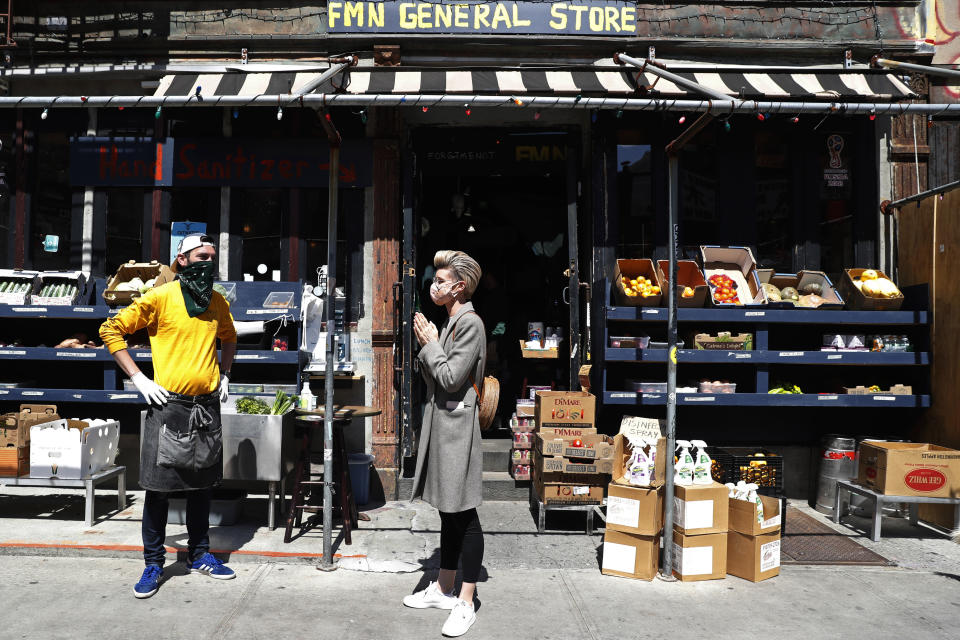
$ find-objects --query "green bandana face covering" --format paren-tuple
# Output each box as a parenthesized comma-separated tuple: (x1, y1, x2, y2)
(177, 260, 215, 317)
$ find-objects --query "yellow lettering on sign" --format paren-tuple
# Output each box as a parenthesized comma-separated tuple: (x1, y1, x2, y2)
(345, 2, 363, 26)
(328, 1, 342, 28)
(474, 4, 491, 28)
(399, 3, 416, 29)
(549, 3, 568, 29)
(589, 7, 603, 31)
(569, 5, 588, 30)
(454, 4, 469, 27)
(436, 4, 452, 28)
(370, 1, 384, 27)
(621, 7, 636, 33)
(491, 3, 511, 29)
(604, 6, 619, 32)
(512, 3, 531, 27)
(417, 2, 432, 28)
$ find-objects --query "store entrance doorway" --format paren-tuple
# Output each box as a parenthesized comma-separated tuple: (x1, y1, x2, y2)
(402, 128, 583, 438)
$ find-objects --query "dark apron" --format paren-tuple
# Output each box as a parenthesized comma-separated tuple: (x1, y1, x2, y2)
(140, 390, 223, 492)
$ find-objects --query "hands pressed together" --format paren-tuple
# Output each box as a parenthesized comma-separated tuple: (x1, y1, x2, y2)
(413, 312, 439, 347)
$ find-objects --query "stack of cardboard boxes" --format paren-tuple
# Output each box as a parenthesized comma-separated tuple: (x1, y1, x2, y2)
(511, 397, 536, 481)
(601, 427, 666, 580)
(532, 391, 610, 505)
(671, 482, 730, 581)
(0, 404, 60, 477)
(727, 494, 782, 582)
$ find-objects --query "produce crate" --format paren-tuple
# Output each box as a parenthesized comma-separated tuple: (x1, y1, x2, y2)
(32, 271, 86, 306)
(0, 269, 39, 305)
(706, 447, 734, 484)
(519, 340, 558, 359)
(698, 381, 737, 394)
(700, 246, 766, 308)
(103, 260, 175, 307)
(0, 445, 29, 477)
(694, 332, 753, 350)
(613, 258, 662, 307)
(718, 447, 784, 497)
(844, 384, 912, 395)
(756, 269, 844, 310)
(656, 259, 708, 308)
(609, 335, 649, 349)
(836, 268, 904, 311)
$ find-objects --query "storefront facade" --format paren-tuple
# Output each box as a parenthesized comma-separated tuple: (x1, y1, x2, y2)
(1, 2, 954, 498)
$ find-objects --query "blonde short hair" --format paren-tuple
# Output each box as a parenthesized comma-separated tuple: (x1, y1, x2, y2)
(434, 250, 482, 299)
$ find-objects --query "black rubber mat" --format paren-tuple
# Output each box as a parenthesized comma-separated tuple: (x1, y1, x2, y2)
(781, 507, 891, 566)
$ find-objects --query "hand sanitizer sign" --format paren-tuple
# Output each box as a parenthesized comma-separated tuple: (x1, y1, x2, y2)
(43, 235, 59, 252)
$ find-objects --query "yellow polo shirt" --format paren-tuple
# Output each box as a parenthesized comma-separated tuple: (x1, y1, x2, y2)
(99, 281, 237, 396)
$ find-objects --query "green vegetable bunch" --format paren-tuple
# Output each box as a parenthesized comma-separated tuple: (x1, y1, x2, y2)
(236, 396, 271, 414)
(269, 390, 298, 415)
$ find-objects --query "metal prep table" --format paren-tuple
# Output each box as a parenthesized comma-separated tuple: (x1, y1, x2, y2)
(1, 465, 127, 527)
(141, 410, 296, 530)
(833, 480, 960, 541)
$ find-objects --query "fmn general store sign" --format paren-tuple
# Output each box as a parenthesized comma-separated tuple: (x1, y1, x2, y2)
(327, 1, 638, 35)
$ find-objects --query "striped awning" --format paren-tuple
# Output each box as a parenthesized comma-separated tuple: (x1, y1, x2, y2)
(154, 66, 915, 101)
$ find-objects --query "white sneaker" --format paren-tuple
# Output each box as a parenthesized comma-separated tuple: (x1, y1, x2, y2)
(402, 582, 458, 610)
(441, 600, 477, 637)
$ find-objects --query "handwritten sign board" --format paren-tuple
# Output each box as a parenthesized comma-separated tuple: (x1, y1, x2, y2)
(327, 1, 638, 36)
(619, 416, 664, 440)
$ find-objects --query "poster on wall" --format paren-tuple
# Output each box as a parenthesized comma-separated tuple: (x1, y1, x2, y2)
(820, 133, 851, 199)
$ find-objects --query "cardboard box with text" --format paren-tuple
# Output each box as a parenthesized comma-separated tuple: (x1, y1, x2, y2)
(535, 391, 596, 429)
(0, 404, 59, 448)
(532, 465, 604, 505)
(672, 531, 727, 582)
(601, 530, 660, 581)
(857, 441, 960, 498)
(729, 495, 782, 536)
(727, 530, 781, 582)
(535, 433, 614, 459)
(674, 482, 729, 535)
(537, 426, 598, 438)
(606, 483, 663, 536)
(611, 434, 667, 488)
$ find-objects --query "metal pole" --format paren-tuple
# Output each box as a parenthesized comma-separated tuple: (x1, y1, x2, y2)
(873, 57, 960, 81)
(320, 144, 340, 571)
(881, 179, 960, 213)
(1, 94, 959, 115)
(660, 154, 680, 580)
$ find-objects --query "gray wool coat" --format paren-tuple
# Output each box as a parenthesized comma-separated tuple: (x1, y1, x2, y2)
(411, 302, 486, 514)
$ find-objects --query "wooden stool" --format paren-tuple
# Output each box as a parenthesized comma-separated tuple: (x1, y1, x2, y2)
(283, 406, 381, 544)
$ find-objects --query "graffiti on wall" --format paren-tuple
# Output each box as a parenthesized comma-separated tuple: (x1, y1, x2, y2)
(931, 0, 959, 102)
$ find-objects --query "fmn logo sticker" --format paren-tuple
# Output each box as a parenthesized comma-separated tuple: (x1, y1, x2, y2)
(904, 468, 946, 492)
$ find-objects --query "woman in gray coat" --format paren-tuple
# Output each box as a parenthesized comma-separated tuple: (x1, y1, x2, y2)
(404, 250, 486, 638)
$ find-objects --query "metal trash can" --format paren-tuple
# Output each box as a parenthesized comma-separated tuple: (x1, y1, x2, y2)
(814, 435, 857, 515)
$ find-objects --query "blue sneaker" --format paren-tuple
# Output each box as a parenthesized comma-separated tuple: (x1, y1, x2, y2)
(133, 565, 163, 599)
(189, 553, 236, 580)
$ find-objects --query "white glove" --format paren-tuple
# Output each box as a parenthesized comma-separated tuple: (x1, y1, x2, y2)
(219, 375, 230, 403)
(130, 372, 169, 406)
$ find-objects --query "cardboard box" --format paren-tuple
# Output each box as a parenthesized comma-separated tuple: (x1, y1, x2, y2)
(611, 434, 667, 488)
(32, 271, 86, 306)
(837, 268, 904, 311)
(102, 260, 175, 307)
(756, 269, 845, 309)
(613, 258, 662, 307)
(672, 531, 727, 582)
(656, 259, 708, 308)
(673, 482, 729, 535)
(519, 339, 559, 359)
(535, 391, 596, 429)
(601, 530, 660, 581)
(700, 246, 766, 307)
(693, 332, 753, 350)
(29, 419, 120, 479)
(532, 465, 604, 505)
(516, 401, 536, 418)
(538, 454, 615, 475)
(0, 445, 29, 477)
(0, 404, 59, 448)
(844, 385, 912, 396)
(606, 483, 663, 536)
(727, 530, 781, 582)
(0, 269, 39, 305)
(537, 425, 598, 438)
(729, 495, 782, 536)
(857, 441, 960, 498)
(536, 433, 614, 460)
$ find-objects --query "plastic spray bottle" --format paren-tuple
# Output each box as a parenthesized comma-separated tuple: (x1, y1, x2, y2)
(645, 438, 658, 482)
(299, 378, 316, 411)
(734, 481, 749, 501)
(725, 482, 737, 498)
(674, 440, 695, 486)
(626, 435, 651, 486)
(747, 483, 764, 523)
(690, 439, 713, 485)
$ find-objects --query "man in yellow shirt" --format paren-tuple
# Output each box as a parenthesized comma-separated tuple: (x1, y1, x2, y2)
(100, 233, 237, 598)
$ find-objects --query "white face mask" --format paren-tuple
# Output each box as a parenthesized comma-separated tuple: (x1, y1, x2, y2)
(430, 277, 460, 303)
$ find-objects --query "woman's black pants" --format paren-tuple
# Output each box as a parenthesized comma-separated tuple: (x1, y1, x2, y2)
(439, 508, 484, 583)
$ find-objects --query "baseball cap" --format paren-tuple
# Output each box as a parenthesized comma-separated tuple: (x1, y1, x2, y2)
(171, 233, 215, 272)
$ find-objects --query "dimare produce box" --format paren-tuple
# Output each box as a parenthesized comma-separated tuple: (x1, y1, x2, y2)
(535, 391, 595, 429)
